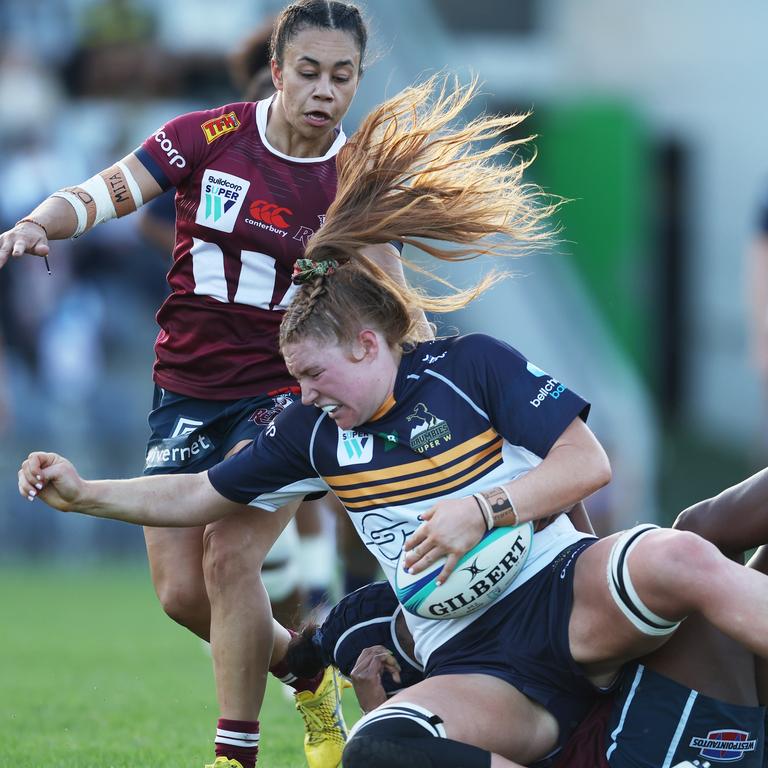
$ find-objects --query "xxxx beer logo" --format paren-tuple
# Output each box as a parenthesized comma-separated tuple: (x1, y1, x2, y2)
(201, 112, 241, 143)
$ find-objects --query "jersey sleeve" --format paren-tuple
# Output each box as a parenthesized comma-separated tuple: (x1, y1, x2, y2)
(134, 103, 249, 190)
(207, 406, 328, 512)
(456, 334, 590, 458)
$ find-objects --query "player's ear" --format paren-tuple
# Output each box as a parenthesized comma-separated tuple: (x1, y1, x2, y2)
(354, 329, 380, 362)
(270, 59, 283, 91)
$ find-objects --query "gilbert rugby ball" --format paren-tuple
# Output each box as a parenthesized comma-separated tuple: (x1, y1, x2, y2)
(395, 522, 533, 619)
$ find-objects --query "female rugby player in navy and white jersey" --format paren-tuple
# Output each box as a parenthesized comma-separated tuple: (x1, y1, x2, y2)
(20, 76, 768, 768)
(1, 4, 409, 767)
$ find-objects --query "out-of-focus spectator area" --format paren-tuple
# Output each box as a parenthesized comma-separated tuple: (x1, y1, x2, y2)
(2, 0, 767, 560)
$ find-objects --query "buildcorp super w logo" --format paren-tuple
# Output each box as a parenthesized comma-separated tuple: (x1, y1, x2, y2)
(337, 429, 374, 467)
(689, 729, 757, 762)
(195, 169, 250, 233)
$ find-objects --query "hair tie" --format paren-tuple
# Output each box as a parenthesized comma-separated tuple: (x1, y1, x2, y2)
(291, 258, 340, 285)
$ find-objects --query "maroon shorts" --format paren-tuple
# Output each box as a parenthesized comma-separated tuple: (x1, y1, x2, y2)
(552, 695, 611, 768)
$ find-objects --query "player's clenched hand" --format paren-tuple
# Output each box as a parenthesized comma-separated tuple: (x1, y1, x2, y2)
(403, 496, 485, 583)
(0, 221, 50, 269)
(18, 452, 84, 511)
(350, 645, 401, 713)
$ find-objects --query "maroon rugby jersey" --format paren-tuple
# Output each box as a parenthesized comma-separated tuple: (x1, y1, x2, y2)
(136, 97, 344, 399)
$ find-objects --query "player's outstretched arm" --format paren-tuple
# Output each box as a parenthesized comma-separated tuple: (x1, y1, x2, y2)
(18, 451, 244, 527)
(0, 153, 163, 269)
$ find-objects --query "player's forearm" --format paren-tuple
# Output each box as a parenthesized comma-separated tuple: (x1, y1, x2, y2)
(27, 154, 162, 241)
(675, 467, 768, 554)
(25, 197, 80, 240)
(75, 472, 229, 527)
(477, 420, 611, 528)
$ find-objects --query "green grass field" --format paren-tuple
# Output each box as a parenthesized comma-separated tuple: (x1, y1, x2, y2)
(1, 565, 360, 768)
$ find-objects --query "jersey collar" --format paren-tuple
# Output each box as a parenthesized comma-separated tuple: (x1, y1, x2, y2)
(256, 95, 347, 163)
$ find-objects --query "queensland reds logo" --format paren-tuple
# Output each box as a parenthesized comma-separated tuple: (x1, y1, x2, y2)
(249, 199, 293, 228)
(249, 393, 295, 425)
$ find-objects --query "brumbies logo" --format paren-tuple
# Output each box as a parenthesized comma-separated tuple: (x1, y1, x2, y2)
(195, 169, 250, 233)
(337, 429, 374, 466)
(406, 403, 451, 453)
(201, 111, 240, 143)
(689, 729, 757, 762)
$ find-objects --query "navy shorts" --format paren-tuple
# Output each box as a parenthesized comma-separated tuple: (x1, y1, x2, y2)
(143, 384, 299, 476)
(605, 664, 766, 767)
(424, 538, 600, 760)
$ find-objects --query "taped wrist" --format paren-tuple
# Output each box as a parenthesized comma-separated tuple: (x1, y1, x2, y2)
(50, 160, 143, 237)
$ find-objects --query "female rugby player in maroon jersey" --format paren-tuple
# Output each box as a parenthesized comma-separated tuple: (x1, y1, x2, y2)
(0, 3, 413, 767)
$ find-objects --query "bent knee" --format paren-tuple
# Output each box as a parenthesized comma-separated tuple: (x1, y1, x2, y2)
(633, 529, 725, 613)
(650, 529, 723, 575)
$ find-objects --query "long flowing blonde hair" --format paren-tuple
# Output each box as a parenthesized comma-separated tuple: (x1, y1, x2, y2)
(280, 74, 559, 350)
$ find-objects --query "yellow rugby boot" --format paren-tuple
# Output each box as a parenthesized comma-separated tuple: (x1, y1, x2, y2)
(295, 666, 349, 768)
(204, 758, 244, 768)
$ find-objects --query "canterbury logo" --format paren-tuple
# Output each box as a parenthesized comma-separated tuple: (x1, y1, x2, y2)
(249, 199, 293, 228)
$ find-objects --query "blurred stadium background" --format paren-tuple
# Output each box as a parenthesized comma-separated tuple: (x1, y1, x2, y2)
(4, 1, 768, 765)
(1, 0, 766, 567)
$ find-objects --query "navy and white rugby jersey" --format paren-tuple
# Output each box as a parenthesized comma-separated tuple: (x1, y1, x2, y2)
(209, 333, 593, 661)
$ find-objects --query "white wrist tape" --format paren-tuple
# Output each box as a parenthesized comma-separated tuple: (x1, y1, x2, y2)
(80, 173, 117, 227)
(50, 189, 88, 237)
(50, 160, 144, 238)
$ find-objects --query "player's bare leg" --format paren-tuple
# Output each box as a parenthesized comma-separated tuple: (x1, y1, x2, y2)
(570, 528, 768, 683)
(199, 496, 296, 767)
(344, 673, 556, 767)
(144, 525, 209, 638)
(204, 502, 296, 716)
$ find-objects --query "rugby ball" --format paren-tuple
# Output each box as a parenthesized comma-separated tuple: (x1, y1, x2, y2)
(395, 523, 533, 620)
